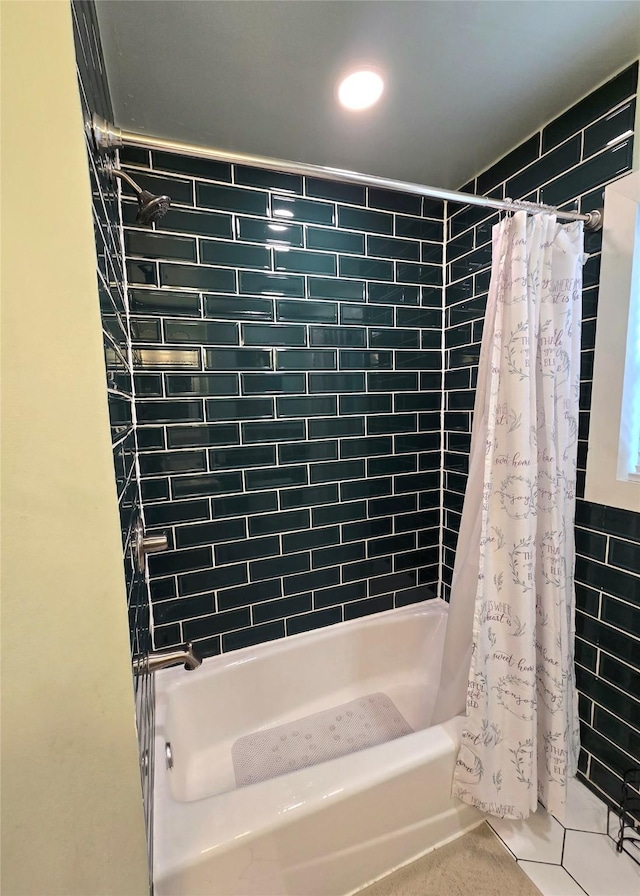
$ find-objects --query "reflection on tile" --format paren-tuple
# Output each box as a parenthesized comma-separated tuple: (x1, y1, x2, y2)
(563, 830, 640, 896)
(518, 861, 587, 896)
(488, 805, 565, 863)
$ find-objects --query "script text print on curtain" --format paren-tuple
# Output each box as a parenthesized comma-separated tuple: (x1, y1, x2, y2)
(446, 211, 585, 820)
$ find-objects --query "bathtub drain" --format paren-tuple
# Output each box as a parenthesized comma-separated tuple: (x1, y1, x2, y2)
(231, 692, 413, 787)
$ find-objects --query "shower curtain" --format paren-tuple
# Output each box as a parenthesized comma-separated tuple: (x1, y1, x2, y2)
(433, 211, 586, 820)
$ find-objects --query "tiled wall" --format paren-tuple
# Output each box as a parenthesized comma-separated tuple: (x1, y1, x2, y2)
(119, 151, 446, 657)
(71, 2, 154, 885)
(442, 62, 640, 813)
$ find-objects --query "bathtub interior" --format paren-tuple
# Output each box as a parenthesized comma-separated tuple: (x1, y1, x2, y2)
(156, 600, 449, 803)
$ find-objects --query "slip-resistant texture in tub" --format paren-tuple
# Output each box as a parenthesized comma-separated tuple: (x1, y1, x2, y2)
(232, 692, 414, 787)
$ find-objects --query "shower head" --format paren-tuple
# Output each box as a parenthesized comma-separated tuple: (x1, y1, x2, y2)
(136, 190, 171, 225)
(102, 158, 172, 225)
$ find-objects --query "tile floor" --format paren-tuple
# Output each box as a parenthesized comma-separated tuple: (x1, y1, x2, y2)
(488, 777, 640, 896)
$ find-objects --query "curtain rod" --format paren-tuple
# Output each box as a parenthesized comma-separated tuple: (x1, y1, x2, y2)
(91, 116, 603, 231)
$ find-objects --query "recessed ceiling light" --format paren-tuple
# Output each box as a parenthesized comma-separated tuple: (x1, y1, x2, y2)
(337, 69, 384, 111)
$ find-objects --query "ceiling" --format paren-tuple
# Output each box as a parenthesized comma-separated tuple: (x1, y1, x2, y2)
(96, 1, 639, 191)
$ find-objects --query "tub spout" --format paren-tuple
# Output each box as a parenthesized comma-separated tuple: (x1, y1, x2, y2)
(133, 642, 202, 674)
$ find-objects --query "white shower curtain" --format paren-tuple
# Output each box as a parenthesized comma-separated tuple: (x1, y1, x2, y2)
(433, 211, 586, 820)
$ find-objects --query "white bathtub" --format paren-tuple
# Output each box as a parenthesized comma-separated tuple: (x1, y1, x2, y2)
(153, 598, 482, 896)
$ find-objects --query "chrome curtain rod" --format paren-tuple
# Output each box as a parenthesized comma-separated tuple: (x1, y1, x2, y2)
(91, 116, 603, 231)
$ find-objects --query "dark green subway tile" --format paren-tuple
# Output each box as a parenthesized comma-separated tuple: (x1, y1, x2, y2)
(152, 151, 230, 182)
(542, 140, 633, 208)
(283, 526, 340, 554)
(368, 455, 418, 477)
(279, 441, 338, 464)
(137, 400, 203, 423)
(175, 517, 245, 549)
(167, 423, 239, 448)
(196, 182, 268, 215)
(236, 217, 303, 247)
(127, 260, 157, 285)
(245, 465, 307, 491)
(341, 477, 392, 501)
(134, 373, 163, 396)
(368, 187, 421, 215)
(396, 351, 441, 370)
(343, 558, 393, 584)
(396, 471, 440, 493)
(276, 349, 336, 370)
(599, 655, 640, 701)
(369, 570, 416, 596)
(160, 263, 235, 293)
(118, 146, 149, 166)
(507, 135, 581, 198)
(309, 326, 365, 347)
(584, 100, 636, 158)
(280, 484, 338, 510)
(148, 546, 212, 577)
(368, 372, 417, 392)
(242, 323, 306, 346)
(367, 235, 419, 261)
(397, 306, 442, 328)
(340, 436, 392, 458)
(367, 413, 416, 435)
(306, 177, 366, 205)
(368, 283, 419, 305)
(339, 350, 393, 370)
(242, 420, 305, 443)
(395, 510, 439, 532)
(272, 195, 334, 225)
(253, 593, 312, 625)
(209, 444, 276, 469)
(370, 533, 416, 559)
(137, 427, 165, 450)
(250, 552, 310, 583)
(369, 328, 419, 349)
(312, 501, 367, 527)
(277, 395, 336, 418)
(212, 492, 278, 518)
(395, 392, 441, 412)
(397, 262, 442, 286)
(308, 416, 364, 439)
(477, 135, 540, 193)
(396, 217, 443, 241)
(239, 271, 304, 297)
(129, 288, 200, 317)
(140, 450, 207, 476)
(543, 63, 638, 151)
(249, 509, 309, 537)
(241, 372, 305, 394)
(165, 374, 238, 396)
(309, 459, 364, 484)
(447, 230, 474, 262)
(309, 372, 364, 393)
(235, 165, 302, 193)
(218, 578, 283, 611)
(421, 240, 444, 262)
(575, 528, 608, 563)
(157, 207, 233, 239)
(285, 605, 342, 634)
(121, 170, 193, 205)
(274, 248, 336, 276)
(339, 256, 393, 281)
(131, 319, 161, 342)
(601, 596, 640, 633)
(165, 320, 238, 345)
(340, 304, 394, 327)
(201, 239, 270, 269)
(338, 206, 393, 234)
(177, 562, 247, 596)
(172, 471, 242, 499)
(575, 556, 640, 603)
(223, 621, 285, 652)
(313, 541, 365, 569)
(205, 294, 273, 321)
(339, 394, 391, 415)
(184, 608, 250, 641)
(276, 300, 337, 324)
(206, 348, 272, 370)
(344, 595, 394, 620)
(141, 478, 169, 502)
(205, 397, 273, 420)
(608, 538, 640, 573)
(145, 497, 210, 527)
(308, 278, 366, 302)
(307, 227, 364, 255)
(125, 230, 197, 261)
(284, 571, 341, 600)
(214, 535, 280, 565)
(154, 623, 182, 649)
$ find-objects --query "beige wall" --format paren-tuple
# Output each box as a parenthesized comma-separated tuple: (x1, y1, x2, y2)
(1, 2, 149, 893)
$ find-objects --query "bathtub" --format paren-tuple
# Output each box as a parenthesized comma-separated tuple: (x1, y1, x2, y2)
(153, 598, 482, 896)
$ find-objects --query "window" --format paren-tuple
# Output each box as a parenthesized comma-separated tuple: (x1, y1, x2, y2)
(585, 170, 640, 512)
